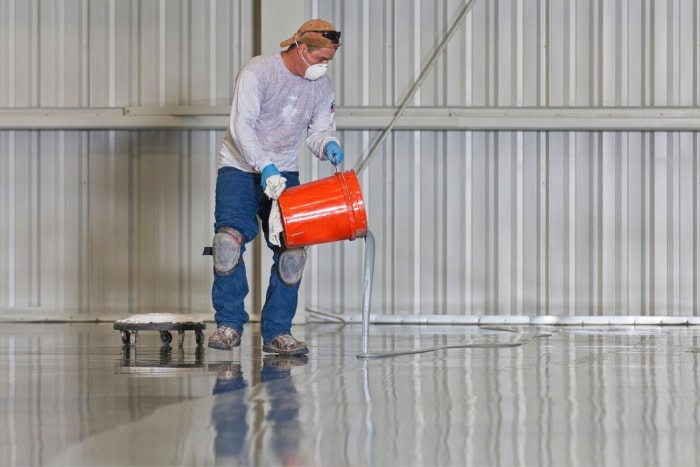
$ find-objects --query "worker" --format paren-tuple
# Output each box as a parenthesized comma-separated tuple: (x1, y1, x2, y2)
(208, 19, 344, 356)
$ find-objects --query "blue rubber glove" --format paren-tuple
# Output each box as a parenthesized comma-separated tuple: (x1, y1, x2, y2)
(260, 164, 280, 190)
(326, 141, 344, 166)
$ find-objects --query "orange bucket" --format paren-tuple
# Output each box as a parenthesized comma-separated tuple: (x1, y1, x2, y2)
(278, 170, 368, 248)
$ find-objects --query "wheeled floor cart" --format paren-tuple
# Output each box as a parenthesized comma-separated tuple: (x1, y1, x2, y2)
(114, 313, 206, 347)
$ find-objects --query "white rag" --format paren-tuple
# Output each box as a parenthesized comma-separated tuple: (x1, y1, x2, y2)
(264, 174, 287, 247)
(268, 200, 284, 246)
(264, 174, 286, 199)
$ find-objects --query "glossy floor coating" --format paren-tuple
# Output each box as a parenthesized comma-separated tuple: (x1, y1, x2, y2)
(2, 321, 700, 466)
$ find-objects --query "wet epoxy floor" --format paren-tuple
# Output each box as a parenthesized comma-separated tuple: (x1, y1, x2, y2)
(2, 321, 700, 466)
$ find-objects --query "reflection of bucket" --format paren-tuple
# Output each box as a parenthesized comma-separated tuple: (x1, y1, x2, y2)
(278, 170, 368, 248)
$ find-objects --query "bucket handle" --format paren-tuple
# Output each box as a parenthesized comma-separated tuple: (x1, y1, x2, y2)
(338, 171, 358, 240)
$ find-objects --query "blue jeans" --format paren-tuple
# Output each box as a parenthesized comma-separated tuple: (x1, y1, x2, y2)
(212, 167, 301, 342)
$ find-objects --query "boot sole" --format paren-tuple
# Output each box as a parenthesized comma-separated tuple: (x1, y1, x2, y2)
(207, 339, 241, 351)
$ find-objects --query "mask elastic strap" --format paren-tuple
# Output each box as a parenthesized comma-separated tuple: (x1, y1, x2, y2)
(295, 38, 312, 68)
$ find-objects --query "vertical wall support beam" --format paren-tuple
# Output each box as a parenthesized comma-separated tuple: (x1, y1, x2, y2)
(252, 1, 307, 323)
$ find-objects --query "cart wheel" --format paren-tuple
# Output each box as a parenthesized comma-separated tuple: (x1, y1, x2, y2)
(160, 331, 173, 344)
(195, 330, 205, 346)
(120, 330, 130, 344)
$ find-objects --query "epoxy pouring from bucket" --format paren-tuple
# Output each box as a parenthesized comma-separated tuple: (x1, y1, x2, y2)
(276, 170, 376, 357)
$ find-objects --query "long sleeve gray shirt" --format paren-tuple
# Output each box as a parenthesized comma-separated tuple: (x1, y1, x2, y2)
(218, 53, 339, 173)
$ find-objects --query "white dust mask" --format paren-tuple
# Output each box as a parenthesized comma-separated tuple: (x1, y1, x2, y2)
(304, 62, 328, 80)
(297, 41, 328, 81)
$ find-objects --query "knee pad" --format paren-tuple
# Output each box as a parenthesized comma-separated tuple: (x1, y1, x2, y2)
(277, 248, 307, 285)
(213, 227, 243, 276)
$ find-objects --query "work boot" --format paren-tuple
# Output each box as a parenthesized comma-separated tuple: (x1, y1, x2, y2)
(262, 334, 309, 356)
(207, 326, 241, 350)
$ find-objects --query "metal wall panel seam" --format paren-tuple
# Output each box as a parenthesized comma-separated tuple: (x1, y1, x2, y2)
(159, 0, 166, 106)
(487, 131, 495, 313)
(7, 0, 16, 106)
(568, 132, 576, 314)
(109, 131, 117, 310)
(682, 131, 695, 313)
(109, 0, 116, 106)
(671, 0, 680, 105)
(672, 133, 681, 313)
(692, 133, 700, 316)
(179, 132, 188, 312)
(650, 133, 663, 314)
(539, 131, 548, 314)
(569, 0, 577, 106)
(516, 132, 524, 315)
(465, 3, 472, 106)
(79, 131, 88, 314)
(80, 0, 88, 106)
(31, 0, 38, 106)
(594, 133, 602, 315)
(179, 1, 188, 107)
(654, 0, 667, 104)
(593, 0, 601, 106)
(516, 0, 524, 107)
(209, 0, 216, 105)
(59, 0, 66, 106)
(620, 134, 629, 315)
(662, 133, 673, 314)
(601, 0, 619, 105)
(600, 133, 616, 314)
(8, 134, 15, 307)
(539, 0, 548, 106)
(30, 132, 39, 307)
(697, 0, 700, 106)
(464, 130, 473, 312)
(642, 132, 651, 316)
(619, 0, 633, 103)
(411, 126, 422, 312)
(627, 133, 642, 314)
(58, 132, 66, 312)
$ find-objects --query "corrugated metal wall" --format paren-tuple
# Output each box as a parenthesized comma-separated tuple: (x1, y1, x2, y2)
(314, 0, 700, 320)
(1, 0, 699, 321)
(0, 0, 254, 318)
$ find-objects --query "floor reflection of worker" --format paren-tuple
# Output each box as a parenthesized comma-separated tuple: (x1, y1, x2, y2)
(210, 363, 249, 463)
(261, 355, 308, 464)
(209, 355, 308, 465)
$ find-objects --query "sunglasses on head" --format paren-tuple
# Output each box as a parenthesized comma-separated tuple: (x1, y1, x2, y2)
(300, 29, 341, 44)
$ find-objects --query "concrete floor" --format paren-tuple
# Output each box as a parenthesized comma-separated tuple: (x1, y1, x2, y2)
(2, 321, 700, 466)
